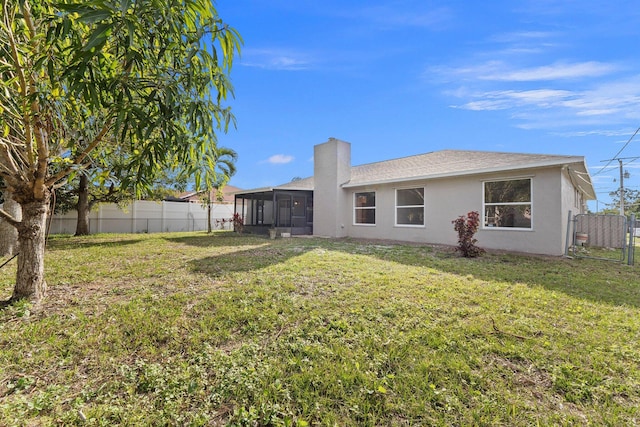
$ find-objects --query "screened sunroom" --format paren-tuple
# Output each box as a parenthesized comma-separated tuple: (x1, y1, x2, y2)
(233, 178, 314, 236)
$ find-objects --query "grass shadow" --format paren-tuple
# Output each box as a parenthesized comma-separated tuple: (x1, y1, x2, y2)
(187, 240, 314, 277)
(329, 238, 640, 308)
(45, 234, 148, 251)
(164, 231, 268, 249)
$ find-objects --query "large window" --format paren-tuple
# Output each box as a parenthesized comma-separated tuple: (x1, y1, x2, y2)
(354, 192, 376, 225)
(484, 178, 532, 229)
(396, 187, 425, 226)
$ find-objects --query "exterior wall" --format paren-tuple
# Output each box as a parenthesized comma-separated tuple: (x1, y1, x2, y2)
(344, 167, 568, 255)
(560, 168, 586, 252)
(313, 138, 351, 237)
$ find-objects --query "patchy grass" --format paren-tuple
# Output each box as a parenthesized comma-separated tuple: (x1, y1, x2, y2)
(0, 232, 639, 426)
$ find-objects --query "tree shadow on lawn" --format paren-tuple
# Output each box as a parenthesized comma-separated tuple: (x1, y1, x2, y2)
(327, 238, 640, 309)
(45, 236, 147, 251)
(170, 234, 639, 308)
(164, 232, 269, 249)
(186, 240, 313, 277)
(45, 231, 260, 252)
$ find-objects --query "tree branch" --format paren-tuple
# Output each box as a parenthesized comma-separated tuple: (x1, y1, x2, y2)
(0, 143, 19, 175)
(45, 118, 113, 187)
(20, 0, 37, 40)
(5, 1, 34, 168)
(0, 208, 20, 228)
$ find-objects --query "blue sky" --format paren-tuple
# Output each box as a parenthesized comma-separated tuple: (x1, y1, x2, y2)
(215, 0, 640, 211)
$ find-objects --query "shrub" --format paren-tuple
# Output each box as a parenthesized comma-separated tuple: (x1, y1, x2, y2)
(452, 211, 484, 257)
(232, 213, 244, 233)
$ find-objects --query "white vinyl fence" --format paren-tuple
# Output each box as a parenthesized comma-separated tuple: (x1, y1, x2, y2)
(48, 200, 235, 235)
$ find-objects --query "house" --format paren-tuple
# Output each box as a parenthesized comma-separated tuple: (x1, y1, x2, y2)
(167, 184, 243, 204)
(234, 138, 595, 255)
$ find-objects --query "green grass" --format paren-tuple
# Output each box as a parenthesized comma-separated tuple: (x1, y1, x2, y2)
(0, 232, 639, 426)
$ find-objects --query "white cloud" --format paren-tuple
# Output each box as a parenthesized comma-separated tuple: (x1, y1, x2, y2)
(425, 19, 640, 133)
(241, 48, 313, 71)
(444, 69, 640, 130)
(357, 5, 452, 29)
(485, 61, 616, 81)
(439, 61, 618, 82)
(552, 129, 637, 138)
(266, 154, 295, 164)
(490, 31, 557, 43)
(453, 89, 576, 111)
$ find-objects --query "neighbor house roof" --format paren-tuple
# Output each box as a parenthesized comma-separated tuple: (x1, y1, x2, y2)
(171, 184, 244, 203)
(233, 176, 314, 196)
(238, 149, 596, 199)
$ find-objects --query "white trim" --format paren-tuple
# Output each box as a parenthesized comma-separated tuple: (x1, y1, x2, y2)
(394, 186, 426, 228)
(353, 191, 376, 226)
(482, 178, 533, 230)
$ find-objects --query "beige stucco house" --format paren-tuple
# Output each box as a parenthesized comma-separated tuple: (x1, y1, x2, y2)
(235, 138, 595, 255)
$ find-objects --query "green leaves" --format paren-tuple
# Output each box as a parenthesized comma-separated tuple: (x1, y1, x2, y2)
(1, 0, 242, 210)
(77, 9, 113, 24)
(82, 23, 112, 51)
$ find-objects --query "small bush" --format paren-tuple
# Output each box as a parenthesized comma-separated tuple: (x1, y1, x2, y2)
(232, 213, 245, 233)
(452, 211, 484, 257)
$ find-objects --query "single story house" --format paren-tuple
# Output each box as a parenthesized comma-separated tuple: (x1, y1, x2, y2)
(235, 138, 595, 255)
(166, 184, 243, 204)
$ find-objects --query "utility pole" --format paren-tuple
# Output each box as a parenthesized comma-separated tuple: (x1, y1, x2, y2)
(619, 159, 624, 216)
(602, 157, 635, 216)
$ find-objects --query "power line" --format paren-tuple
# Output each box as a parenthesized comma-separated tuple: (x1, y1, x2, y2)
(593, 126, 640, 176)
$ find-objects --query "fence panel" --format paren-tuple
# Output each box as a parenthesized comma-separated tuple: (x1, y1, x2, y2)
(47, 201, 234, 235)
(568, 213, 635, 264)
(575, 214, 626, 249)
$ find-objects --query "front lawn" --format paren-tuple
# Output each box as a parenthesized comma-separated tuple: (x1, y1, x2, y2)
(1, 232, 638, 425)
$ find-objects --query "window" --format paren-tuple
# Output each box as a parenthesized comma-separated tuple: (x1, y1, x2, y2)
(396, 187, 425, 226)
(484, 178, 532, 229)
(575, 188, 583, 209)
(354, 191, 376, 225)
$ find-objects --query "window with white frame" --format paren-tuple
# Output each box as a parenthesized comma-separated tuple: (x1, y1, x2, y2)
(354, 191, 376, 225)
(483, 178, 532, 229)
(395, 187, 425, 226)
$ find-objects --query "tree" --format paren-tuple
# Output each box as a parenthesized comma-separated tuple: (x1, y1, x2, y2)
(53, 144, 236, 236)
(0, 0, 241, 303)
(196, 146, 236, 233)
(54, 172, 132, 236)
(608, 188, 640, 216)
(53, 150, 192, 236)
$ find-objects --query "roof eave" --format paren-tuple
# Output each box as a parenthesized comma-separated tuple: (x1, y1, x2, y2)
(567, 161, 597, 200)
(342, 158, 587, 188)
(233, 187, 274, 196)
(233, 186, 314, 196)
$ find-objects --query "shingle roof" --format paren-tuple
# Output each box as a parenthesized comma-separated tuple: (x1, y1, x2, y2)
(275, 176, 315, 190)
(346, 149, 586, 186)
(237, 149, 595, 199)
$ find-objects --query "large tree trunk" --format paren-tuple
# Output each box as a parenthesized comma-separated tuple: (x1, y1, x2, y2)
(0, 191, 21, 257)
(12, 197, 49, 303)
(75, 174, 91, 236)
